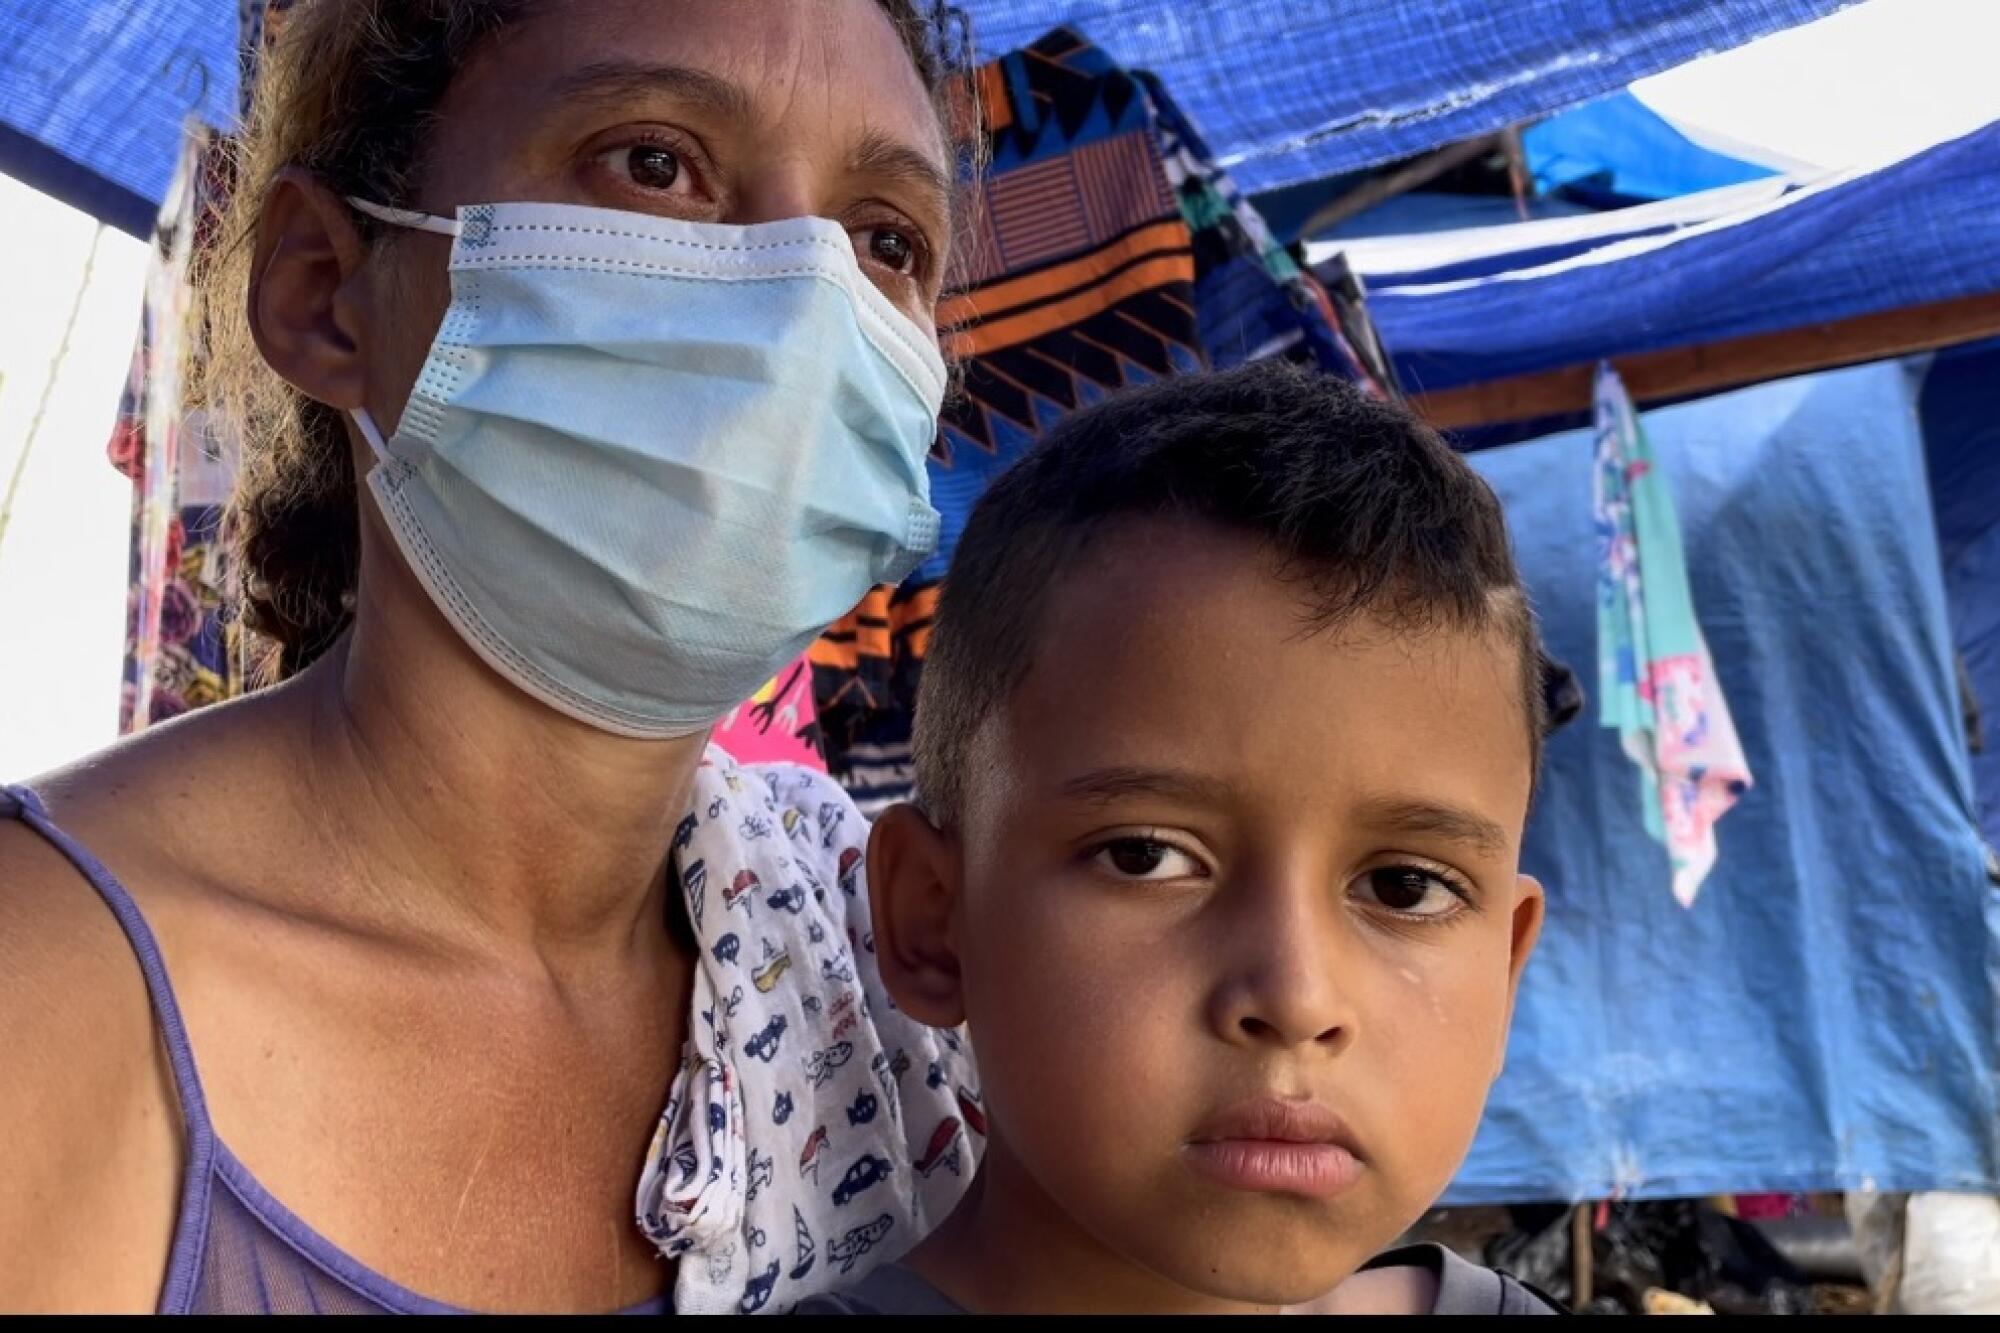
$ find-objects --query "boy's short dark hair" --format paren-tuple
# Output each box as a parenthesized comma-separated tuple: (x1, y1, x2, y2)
(913, 360, 1547, 827)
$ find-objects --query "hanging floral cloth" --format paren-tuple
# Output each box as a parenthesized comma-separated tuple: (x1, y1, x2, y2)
(1594, 361, 1752, 906)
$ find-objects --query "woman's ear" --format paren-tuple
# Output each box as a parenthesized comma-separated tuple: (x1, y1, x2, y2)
(867, 803, 966, 1027)
(246, 166, 374, 411)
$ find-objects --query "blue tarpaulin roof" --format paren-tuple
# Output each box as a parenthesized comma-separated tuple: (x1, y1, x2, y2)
(1523, 90, 1778, 204)
(1341, 119, 2000, 394)
(0, 0, 1849, 234)
(1248, 88, 1772, 247)
(966, 1, 1850, 193)
(0, 0, 240, 236)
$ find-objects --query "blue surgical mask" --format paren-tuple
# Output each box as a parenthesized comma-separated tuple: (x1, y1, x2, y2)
(347, 199, 945, 739)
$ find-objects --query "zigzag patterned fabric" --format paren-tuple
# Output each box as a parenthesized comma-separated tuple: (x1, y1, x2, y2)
(810, 28, 1388, 812)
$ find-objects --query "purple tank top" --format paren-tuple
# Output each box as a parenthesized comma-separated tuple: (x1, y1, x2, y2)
(2, 786, 670, 1315)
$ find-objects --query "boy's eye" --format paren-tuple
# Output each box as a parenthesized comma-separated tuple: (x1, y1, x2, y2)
(1094, 838, 1203, 882)
(1354, 866, 1466, 918)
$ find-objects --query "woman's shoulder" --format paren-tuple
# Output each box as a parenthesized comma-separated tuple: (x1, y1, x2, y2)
(11, 696, 288, 891)
(0, 767, 185, 1308)
(0, 746, 181, 1061)
(0, 793, 157, 1056)
(0, 713, 284, 1152)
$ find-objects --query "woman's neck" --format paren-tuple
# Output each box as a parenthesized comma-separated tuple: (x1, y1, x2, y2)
(287, 584, 708, 966)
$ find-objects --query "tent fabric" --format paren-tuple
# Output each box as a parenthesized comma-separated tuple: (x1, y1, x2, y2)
(0, 0, 239, 236)
(1, 0, 1848, 230)
(963, 1, 1848, 195)
(1353, 120, 2000, 393)
(1454, 362, 1998, 1203)
(1251, 178, 1602, 250)
(1920, 337, 2000, 853)
(1523, 90, 1776, 204)
(1309, 177, 1791, 287)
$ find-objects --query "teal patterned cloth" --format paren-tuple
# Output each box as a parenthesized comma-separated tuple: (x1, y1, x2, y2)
(1594, 362, 1751, 906)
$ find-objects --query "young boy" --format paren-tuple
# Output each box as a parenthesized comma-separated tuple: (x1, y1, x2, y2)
(803, 362, 1555, 1314)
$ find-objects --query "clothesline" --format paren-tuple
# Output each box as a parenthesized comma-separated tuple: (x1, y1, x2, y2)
(0, 224, 104, 563)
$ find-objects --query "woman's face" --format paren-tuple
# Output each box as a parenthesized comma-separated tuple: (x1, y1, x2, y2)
(363, 0, 952, 429)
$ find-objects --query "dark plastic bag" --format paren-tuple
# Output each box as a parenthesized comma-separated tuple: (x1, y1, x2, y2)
(1487, 1200, 1813, 1316)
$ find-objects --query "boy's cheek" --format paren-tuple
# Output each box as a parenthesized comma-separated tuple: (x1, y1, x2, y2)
(969, 897, 1180, 1052)
(962, 894, 1192, 1121)
(1355, 967, 1517, 1184)
(1366, 963, 1515, 1102)
(1370, 936, 1516, 1042)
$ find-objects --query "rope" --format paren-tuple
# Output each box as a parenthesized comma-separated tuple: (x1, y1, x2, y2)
(0, 223, 109, 561)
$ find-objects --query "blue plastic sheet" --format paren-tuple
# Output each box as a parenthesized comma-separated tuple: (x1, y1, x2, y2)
(1365, 120, 2000, 393)
(0, 0, 1845, 230)
(965, 1, 1846, 194)
(0, 0, 238, 235)
(1523, 91, 1776, 203)
(1453, 362, 1998, 1202)
(1920, 338, 2000, 854)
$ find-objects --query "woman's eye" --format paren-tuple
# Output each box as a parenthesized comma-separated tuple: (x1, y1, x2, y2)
(1094, 838, 1203, 882)
(1354, 866, 1465, 918)
(858, 226, 918, 274)
(600, 144, 687, 193)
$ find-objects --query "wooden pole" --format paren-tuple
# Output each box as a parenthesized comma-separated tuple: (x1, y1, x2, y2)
(1299, 135, 1501, 240)
(1572, 1202, 1595, 1309)
(1410, 290, 2000, 431)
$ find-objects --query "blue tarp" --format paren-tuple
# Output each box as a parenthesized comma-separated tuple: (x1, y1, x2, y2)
(1523, 90, 1776, 204)
(0, 0, 1847, 233)
(1921, 337, 2000, 853)
(1454, 362, 1999, 1202)
(0, 0, 238, 236)
(1311, 176, 1792, 288)
(966, 1, 1847, 194)
(1248, 90, 1766, 247)
(1264, 187, 1601, 250)
(1359, 119, 2000, 394)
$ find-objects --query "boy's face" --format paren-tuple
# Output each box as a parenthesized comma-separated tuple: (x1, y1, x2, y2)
(875, 517, 1543, 1309)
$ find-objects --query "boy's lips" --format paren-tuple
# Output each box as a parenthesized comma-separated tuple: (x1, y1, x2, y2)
(1183, 1097, 1365, 1199)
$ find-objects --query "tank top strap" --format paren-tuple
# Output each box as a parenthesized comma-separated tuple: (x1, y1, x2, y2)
(1, 784, 220, 1306)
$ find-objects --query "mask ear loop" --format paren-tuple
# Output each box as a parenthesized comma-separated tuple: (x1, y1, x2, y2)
(347, 197, 463, 237)
(351, 407, 394, 464)
(343, 198, 461, 459)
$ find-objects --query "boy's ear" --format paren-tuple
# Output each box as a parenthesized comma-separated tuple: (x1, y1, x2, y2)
(867, 803, 966, 1028)
(1494, 874, 1546, 1079)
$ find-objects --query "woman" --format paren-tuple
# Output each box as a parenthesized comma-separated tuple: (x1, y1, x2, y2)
(0, 0, 977, 1314)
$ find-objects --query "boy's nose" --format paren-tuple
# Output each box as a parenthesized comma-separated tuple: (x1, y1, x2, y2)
(1229, 1006, 1348, 1050)
(1205, 881, 1358, 1055)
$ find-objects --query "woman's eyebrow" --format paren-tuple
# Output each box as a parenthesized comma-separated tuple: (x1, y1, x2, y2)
(848, 129, 954, 223)
(547, 59, 752, 120)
